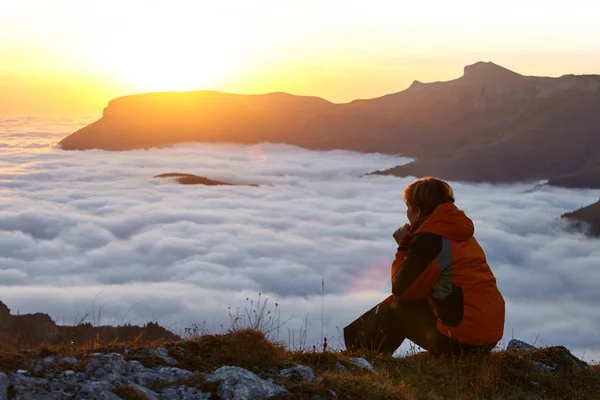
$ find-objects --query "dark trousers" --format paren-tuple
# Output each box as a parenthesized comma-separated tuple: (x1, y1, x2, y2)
(344, 296, 495, 356)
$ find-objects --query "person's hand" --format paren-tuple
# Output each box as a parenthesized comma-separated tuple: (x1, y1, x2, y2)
(393, 224, 411, 246)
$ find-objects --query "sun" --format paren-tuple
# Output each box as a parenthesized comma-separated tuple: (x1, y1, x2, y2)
(110, 41, 240, 92)
(81, 8, 245, 93)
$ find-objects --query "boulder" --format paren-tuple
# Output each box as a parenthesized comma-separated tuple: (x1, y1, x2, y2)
(0, 373, 8, 400)
(507, 339, 536, 353)
(206, 366, 287, 400)
(280, 365, 316, 382)
(150, 347, 179, 366)
(348, 357, 376, 374)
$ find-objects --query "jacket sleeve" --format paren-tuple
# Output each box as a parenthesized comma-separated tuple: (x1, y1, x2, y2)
(392, 233, 443, 300)
(390, 247, 407, 281)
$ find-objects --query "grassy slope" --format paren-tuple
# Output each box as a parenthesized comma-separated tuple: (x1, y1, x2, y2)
(1, 329, 599, 400)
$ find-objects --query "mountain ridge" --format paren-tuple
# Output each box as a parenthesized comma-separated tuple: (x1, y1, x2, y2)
(59, 62, 600, 188)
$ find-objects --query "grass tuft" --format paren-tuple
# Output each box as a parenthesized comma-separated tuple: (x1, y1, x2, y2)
(169, 329, 287, 373)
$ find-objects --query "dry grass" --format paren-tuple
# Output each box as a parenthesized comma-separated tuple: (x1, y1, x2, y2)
(281, 348, 600, 400)
(0, 352, 35, 374)
(0, 327, 599, 399)
(168, 329, 287, 373)
(156, 329, 600, 399)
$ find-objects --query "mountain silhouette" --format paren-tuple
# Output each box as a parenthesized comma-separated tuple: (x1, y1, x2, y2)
(59, 62, 600, 188)
(562, 199, 600, 237)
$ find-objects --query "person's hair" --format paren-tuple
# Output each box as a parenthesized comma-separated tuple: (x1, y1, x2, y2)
(403, 177, 455, 216)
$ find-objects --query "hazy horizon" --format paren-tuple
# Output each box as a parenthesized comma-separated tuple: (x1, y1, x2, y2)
(2, 1, 600, 117)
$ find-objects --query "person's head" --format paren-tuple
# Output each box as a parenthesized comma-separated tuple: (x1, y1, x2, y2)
(403, 177, 455, 225)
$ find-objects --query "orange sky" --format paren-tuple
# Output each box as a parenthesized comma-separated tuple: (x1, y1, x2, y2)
(2, 1, 600, 117)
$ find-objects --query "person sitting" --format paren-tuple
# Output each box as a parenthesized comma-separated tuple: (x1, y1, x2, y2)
(344, 177, 505, 356)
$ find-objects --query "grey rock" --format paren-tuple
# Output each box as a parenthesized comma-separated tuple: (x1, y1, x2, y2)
(129, 384, 160, 400)
(43, 370, 58, 380)
(102, 353, 124, 363)
(98, 392, 122, 400)
(206, 366, 287, 400)
(335, 362, 348, 372)
(62, 357, 78, 366)
(127, 360, 146, 373)
(36, 391, 73, 400)
(94, 368, 108, 380)
(18, 394, 55, 400)
(157, 366, 193, 380)
(160, 386, 211, 400)
(132, 367, 193, 386)
(507, 339, 536, 353)
(101, 354, 128, 376)
(130, 369, 161, 386)
(0, 373, 8, 400)
(280, 365, 316, 382)
(102, 373, 127, 386)
(152, 347, 179, 366)
(329, 389, 338, 398)
(38, 356, 57, 369)
(85, 359, 103, 374)
(129, 366, 192, 387)
(9, 375, 51, 398)
(50, 380, 68, 392)
(10, 374, 50, 387)
(5, 349, 205, 400)
(81, 381, 114, 398)
(546, 346, 585, 370)
(348, 358, 376, 374)
(531, 361, 555, 372)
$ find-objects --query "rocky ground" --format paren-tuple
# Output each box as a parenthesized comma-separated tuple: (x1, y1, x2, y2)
(0, 328, 598, 400)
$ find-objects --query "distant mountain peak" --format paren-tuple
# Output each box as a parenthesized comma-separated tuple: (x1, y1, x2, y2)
(463, 61, 522, 82)
(408, 80, 425, 89)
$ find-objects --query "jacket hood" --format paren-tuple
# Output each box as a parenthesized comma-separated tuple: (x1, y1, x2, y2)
(415, 203, 474, 241)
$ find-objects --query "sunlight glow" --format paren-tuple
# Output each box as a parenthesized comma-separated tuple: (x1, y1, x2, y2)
(2, 0, 600, 116)
(99, 36, 241, 93)
(70, 4, 246, 92)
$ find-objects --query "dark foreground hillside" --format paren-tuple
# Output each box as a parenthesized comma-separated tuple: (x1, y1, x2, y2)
(0, 328, 598, 399)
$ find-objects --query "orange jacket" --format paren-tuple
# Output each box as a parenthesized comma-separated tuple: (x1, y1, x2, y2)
(391, 203, 505, 346)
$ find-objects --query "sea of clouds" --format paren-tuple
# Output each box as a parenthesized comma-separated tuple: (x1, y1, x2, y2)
(1, 117, 600, 359)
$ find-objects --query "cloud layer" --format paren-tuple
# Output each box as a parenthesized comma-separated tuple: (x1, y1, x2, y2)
(2, 117, 600, 359)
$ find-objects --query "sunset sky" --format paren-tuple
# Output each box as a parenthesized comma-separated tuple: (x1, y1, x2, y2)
(2, 0, 600, 117)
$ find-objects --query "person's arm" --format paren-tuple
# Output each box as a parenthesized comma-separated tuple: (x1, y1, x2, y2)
(392, 233, 443, 300)
(390, 246, 408, 280)
(390, 224, 411, 280)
